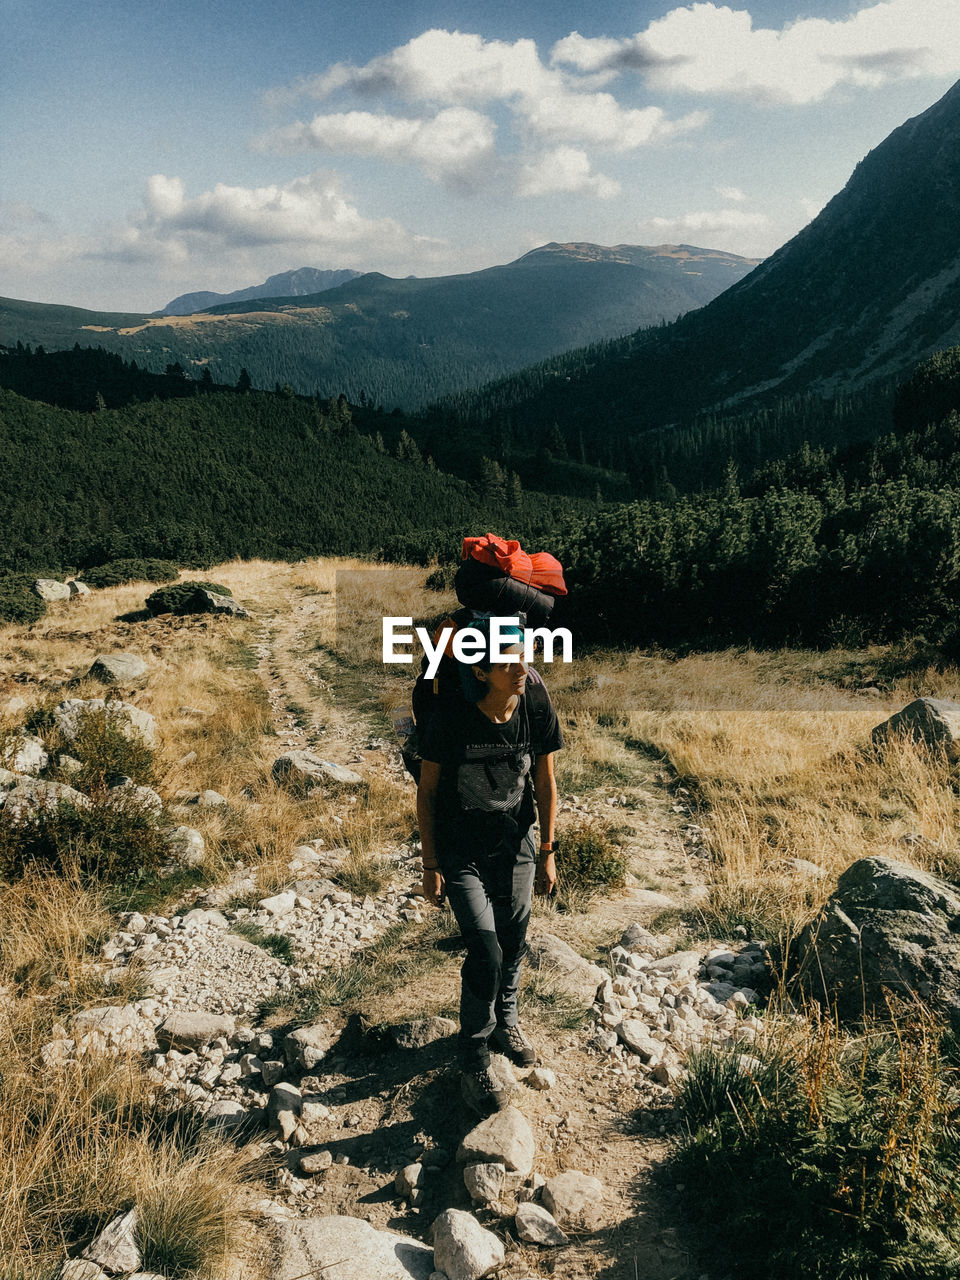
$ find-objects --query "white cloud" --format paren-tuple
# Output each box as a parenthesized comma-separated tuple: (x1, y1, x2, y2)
(551, 1, 960, 105)
(263, 28, 709, 201)
(518, 147, 620, 199)
(273, 29, 556, 107)
(257, 107, 498, 192)
(716, 185, 746, 201)
(110, 170, 410, 261)
(524, 93, 706, 150)
(800, 196, 827, 220)
(642, 208, 769, 242)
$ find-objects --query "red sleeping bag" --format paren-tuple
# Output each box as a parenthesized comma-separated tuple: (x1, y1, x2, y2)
(461, 533, 567, 595)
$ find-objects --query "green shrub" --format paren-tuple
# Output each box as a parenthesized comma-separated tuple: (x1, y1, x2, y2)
(425, 565, 456, 591)
(554, 816, 626, 910)
(230, 920, 294, 965)
(0, 795, 170, 881)
(0, 574, 46, 625)
(145, 581, 232, 616)
(674, 1015, 960, 1279)
(49, 706, 156, 792)
(82, 559, 180, 589)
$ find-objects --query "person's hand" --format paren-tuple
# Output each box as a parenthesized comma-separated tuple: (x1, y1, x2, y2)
(422, 866, 445, 907)
(534, 852, 557, 896)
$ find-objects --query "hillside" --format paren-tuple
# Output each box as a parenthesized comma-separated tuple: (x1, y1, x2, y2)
(441, 79, 960, 440)
(0, 242, 757, 410)
(161, 266, 362, 316)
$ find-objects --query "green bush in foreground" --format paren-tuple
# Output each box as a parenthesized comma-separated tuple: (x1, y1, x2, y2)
(82, 558, 180, 589)
(145, 581, 232, 616)
(48, 706, 156, 793)
(0, 796, 170, 881)
(554, 816, 626, 911)
(674, 1014, 960, 1279)
(0, 574, 46, 625)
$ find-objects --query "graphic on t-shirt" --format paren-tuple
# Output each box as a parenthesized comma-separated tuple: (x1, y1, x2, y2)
(457, 744, 531, 812)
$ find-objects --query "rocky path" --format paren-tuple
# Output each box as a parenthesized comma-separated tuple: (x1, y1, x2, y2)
(37, 566, 767, 1280)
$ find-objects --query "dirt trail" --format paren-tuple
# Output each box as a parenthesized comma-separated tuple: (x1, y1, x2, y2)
(243, 569, 713, 1280)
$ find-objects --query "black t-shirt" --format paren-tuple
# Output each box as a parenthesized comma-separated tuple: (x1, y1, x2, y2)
(420, 678, 564, 858)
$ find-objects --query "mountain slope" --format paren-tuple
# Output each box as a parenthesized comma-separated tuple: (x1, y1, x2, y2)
(445, 79, 960, 435)
(0, 243, 757, 410)
(161, 267, 362, 315)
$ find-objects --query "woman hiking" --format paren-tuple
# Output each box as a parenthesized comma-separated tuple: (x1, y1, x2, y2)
(416, 614, 563, 1113)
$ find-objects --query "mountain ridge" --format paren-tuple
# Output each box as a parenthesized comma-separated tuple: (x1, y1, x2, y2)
(160, 266, 363, 316)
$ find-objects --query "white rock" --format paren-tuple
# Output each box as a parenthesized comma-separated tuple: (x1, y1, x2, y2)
(157, 1012, 235, 1051)
(515, 1202, 568, 1246)
(456, 1107, 534, 1177)
(1, 733, 48, 775)
(165, 825, 205, 868)
(432, 1208, 505, 1280)
(260, 892, 296, 917)
(60, 1261, 107, 1280)
(272, 751, 364, 789)
(87, 653, 148, 684)
(617, 1019, 664, 1064)
(34, 578, 71, 602)
(284, 1022, 334, 1070)
(55, 697, 156, 747)
(525, 1067, 556, 1091)
(275, 1217, 433, 1279)
(542, 1171, 604, 1231)
(82, 1207, 141, 1274)
(463, 1161, 506, 1205)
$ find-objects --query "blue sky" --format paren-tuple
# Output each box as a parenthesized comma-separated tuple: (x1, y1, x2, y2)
(2, 0, 958, 311)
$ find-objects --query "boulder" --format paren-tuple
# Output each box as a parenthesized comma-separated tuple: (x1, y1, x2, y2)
(431, 1209, 505, 1280)
(456, 1107, 535, 1176)
(165, 825, 205, 868)
(1, 733, 48, 775)
(515, 1202, 568, 1246)
(617, 1019, 665, 1065)
(204, 1099, 248, 1132)
(60, 1262, 106, 1280)
(198, 590, 251, 618)
(81, 1208, 141, 1274)
(790, 856, 960, 1028)
(0, 776, 91, 820)
(274, 1216, 433, 1280)
(284, 1022, 335, 1070)
(108, 781, 162, 816)
(525, 932, 605, 1006)
(873, 698, 960, 759)
(87, 653, 148, 685)
(542, 1171, 604, 1231)
(54, 698, 156, 747)
(34, 578, 71, 602)
(272, 751, 364, 790)
(157, 1012, 235, 1051)
(388, 1017, 458, 1050)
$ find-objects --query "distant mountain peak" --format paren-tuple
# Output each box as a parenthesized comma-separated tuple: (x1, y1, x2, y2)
(161, 267, 362, 316)
(511, 241, 761, 269)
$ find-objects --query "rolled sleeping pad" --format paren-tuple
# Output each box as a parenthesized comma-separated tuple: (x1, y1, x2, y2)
(454, 559, 555, 627)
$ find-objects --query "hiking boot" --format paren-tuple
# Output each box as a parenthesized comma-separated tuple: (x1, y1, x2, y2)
(490, 1023, 536, 1067)
(460, 1062, 513, 1116)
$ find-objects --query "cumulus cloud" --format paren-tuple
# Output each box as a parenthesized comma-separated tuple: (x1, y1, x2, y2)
(716, 185, 746, 202)
(524, 93, 706, 150)
(102, 170, 410, 263)
(256, 107, 498, 192)
(551, 1, 960, 105)
(641, 208, 770, 243)
(263, 28, 709, 200)
(517, 147, 620, 199)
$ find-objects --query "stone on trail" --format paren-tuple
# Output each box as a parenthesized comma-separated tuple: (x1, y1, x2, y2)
(388, 1017, 458, 1050)
(463, 1161, 506, 1206)
(157, 1011, 235, 1051)
(525, 1066, 555, 1091)
(284, 1022, 335, 1070)
(34, 578, 71, 602)
(617, 1019, 665, 1065)
(274, 1215, 434, 1280)
(259, 891, 296, 917)
(272, 750, 364, 790)
(81, 1207, 141, 1274)
(515, 1202, 568, 1246)
(872, 697, 960, 760)
(457, 1107, 535, 1176)
(542, 1171, 604, 1231)
(432, 1209, 505, 1280)
(790, 855, 960, 1029)
(205, 1099, 247, 1132)
(268, 1082, 302, 1142)
(395, 1162, 424, 1197)
(525, 932, 605, 1006)
(87, 653, 148, 685)
(300, 1148, 334, 1174)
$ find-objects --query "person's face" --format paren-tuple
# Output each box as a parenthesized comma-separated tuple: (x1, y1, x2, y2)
(474, 643, 527, 698)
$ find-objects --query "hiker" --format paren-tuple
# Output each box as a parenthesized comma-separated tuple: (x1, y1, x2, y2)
(415, 614, 563, 1111)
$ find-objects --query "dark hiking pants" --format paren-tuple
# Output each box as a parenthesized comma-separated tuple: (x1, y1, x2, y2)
(439, 828, 536, 1067)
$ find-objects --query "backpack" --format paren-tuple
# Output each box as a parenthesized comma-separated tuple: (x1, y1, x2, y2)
(393, 607, 476, 784)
